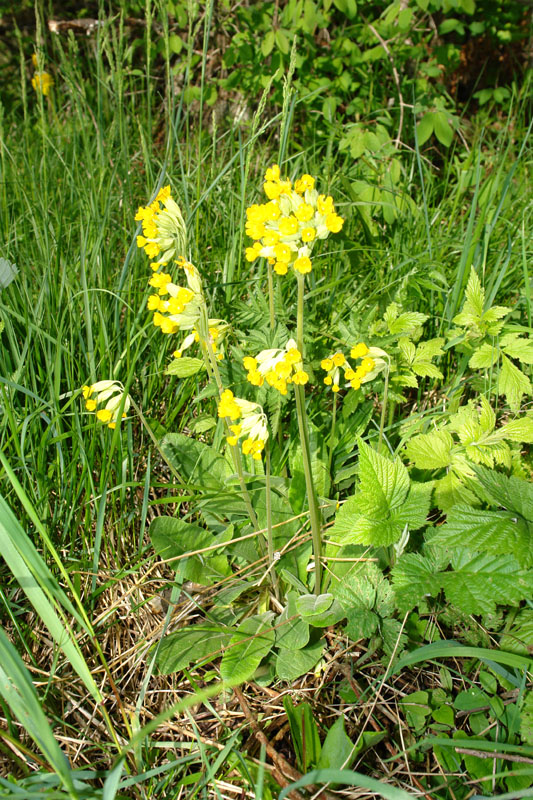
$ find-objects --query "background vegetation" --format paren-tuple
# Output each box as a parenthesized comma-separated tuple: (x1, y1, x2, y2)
(0, 0, 532, 798)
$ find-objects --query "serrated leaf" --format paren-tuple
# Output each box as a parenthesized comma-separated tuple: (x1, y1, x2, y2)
(381, 616, 408, 656)
(156, 624, 231, 674)
(434, 470, 478, 512)
(501, 335, 533, 364)
(502, 416, 533, 443)
(358, 441, 410, 512)
(388, 311, 428, 335)
(431, 505, 531, 566)
(405, 430, 454, 469)
(161, 433, 231, 490)
(498, 355, 531, 411)
(469, 343, 499, 369)
(392, 553, 438, 613)
(398, 338, 416, 364)
(220, 614, 275, 683)
(275, 638, 324, 681)
(166, 357, 204, 377)
(442, 551, 533, 614)
(471, 464, 533, 523)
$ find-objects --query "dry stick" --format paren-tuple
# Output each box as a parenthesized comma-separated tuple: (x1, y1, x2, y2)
(233, 687, 335, 800)
(455, 748, 533, 765)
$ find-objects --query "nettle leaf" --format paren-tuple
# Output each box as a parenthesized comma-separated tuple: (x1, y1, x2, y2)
(331, 445, 432, 547)
(398, 338, 416, 364)
(442, 551, 533, 615)
(431, 505, 531, 567)
(500, 609, 533, 656)
(220, 613, 275, 683)
(388, 311, 428, 336)
(469, 343, 499, 369)
(498, 355, 532, 411)
(405, 430, 454, 470)
(357, 440, 410, 512)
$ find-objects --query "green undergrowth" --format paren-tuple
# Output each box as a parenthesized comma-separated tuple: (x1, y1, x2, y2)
(0, 2, 532, 799)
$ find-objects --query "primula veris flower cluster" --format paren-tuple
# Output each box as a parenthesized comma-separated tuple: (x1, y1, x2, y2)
(245, 164, 344, 276)
(321, 343, 387, 392)
(218, 390, 268, 460)
(147, 257, 204, 335)
(82, 381, 131, 429)
(243, 339, 308, 395)
(135, 186, 187, 267)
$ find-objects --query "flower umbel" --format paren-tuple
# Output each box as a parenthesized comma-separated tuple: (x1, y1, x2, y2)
(82, 381, 131, 429)
(243, 339, 308, 395)
(321, 343, 387, 392)
(217, 390, 268, 460)
(245, 165, 344, 276)
(135, 186, 187, 266)
(147, 258, 204, 335)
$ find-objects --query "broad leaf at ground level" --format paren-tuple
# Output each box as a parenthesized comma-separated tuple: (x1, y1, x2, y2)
(220, 613, 275, 683)
(157, 625, 232, 674)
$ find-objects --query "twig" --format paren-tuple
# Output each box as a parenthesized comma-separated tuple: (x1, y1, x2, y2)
(233, 687, 334, 800)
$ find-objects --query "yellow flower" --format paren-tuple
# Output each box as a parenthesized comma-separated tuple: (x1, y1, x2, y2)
(293, 256, 312, 274)
(295, 203, 314, 223)
(82, 380, 131, 428)
(274, 262, 288, 275)
(218, 392, 269, 460)
(32, 72, 53, 96)
(243, 340, 305, 395)
(301, 227, 316, 243)
(332, 352, 345, 367)
(278, 216, 299, 236)
(274, 243, 292, 263)
(294, 174, 315, 194)
(326, 213, 344, 233)
(350, 343, 369, 359)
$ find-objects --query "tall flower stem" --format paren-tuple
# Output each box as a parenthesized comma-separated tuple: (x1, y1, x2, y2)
(294, 273, 323, 594)
(378, 357, 391, 452)
(197, 313, 261, 535)
(328, 392, 338, 475)
(265, 445, 280, 599)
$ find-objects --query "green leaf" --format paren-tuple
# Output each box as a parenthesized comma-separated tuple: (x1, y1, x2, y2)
(276, 638, 325, 681)
(405, 430, 454, 470)
(150, 516, 230, 583)
(283, 696, 322, 772)
(316, 717, 358, 770)
(161, 432, 231, 491)
(501, 334, 533, 364)
(392, 553, 439, 613)
(469, 343, 499, 369)
(498, 355, 532, 411)
(416, 113, 434, 146)
(261, 29, 275, 57)
(502, 416, 533, 443)
(296, 593, 333, 616)
(0, 257, 18, 289)
(431, 505, 531, 566)
(275, 592, 310, 650)
(401, 690, 431, 731)
(156, 624, 232, 673)
(220, 614, 275, 683)
(471, 464, 533, 522)
(442, 551, 533, 614)
(433, 111, 454, 147)
(166, 356, 204, 377)
(357, 441, 410, 512)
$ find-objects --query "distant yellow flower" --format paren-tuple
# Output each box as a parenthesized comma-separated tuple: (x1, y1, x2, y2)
(243, 339, 307, 395)
(134, 188, 187, 266)
(320, 343, 386, 393)
(217, 390, 269, 460)
(32, 72, 53, 96)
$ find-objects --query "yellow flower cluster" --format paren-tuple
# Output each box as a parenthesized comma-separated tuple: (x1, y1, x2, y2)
(243, 339, 308, 395)
(217, 390, 269, 460)
(245, 164, 344, 276)
(135, 186, 187, 267)
(146, 258, 203, 335)
(320, 343, 383, 392)
(82, 381, 131, 429)
(31, 53, 53, 96)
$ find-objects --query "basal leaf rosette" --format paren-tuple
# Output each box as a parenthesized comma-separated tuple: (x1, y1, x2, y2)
(245, 164, 344, 276)
(321, 343, 387, 392)
(243, 339, 308, 396)
(82, 380, 131, 429)
(218, 390, 269, 461)
(135, 186, 187, 267)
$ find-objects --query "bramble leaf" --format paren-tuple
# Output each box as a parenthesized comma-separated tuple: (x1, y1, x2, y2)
(442, 551, 533, 614)
(405, 430, 454, 469)
(498, 355, 531, 411)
